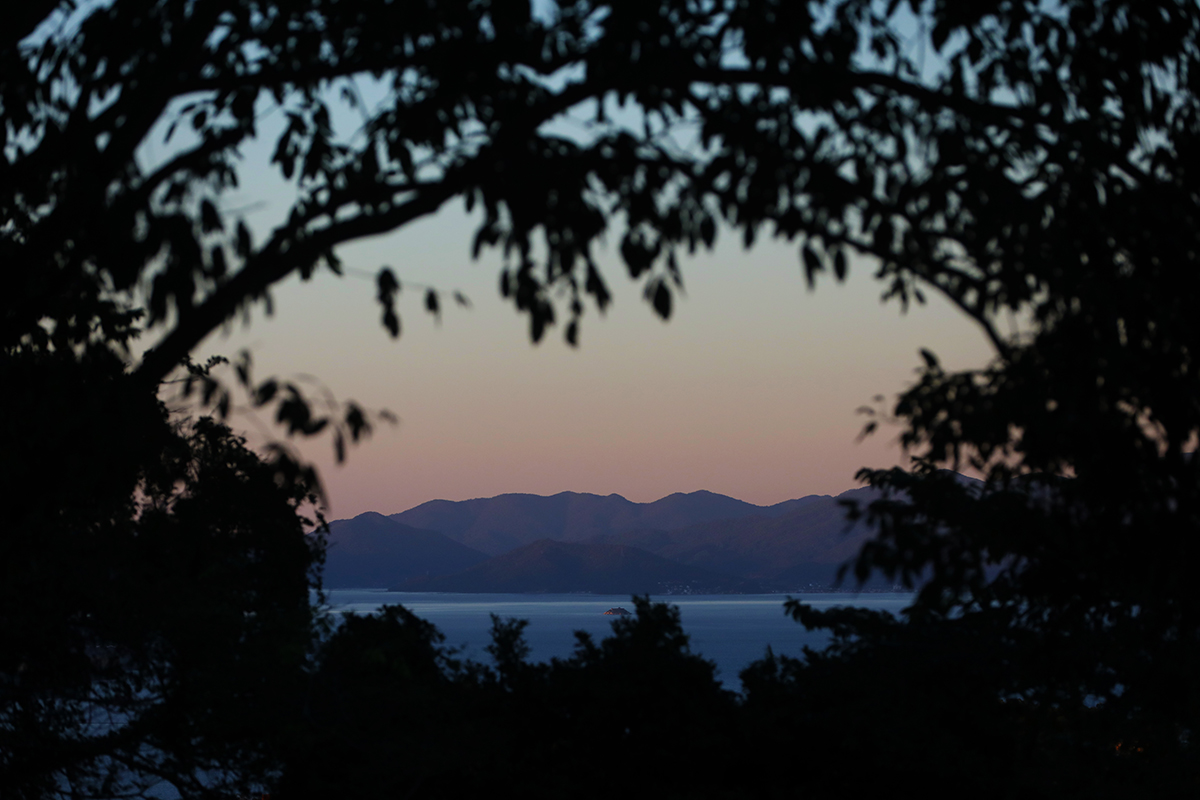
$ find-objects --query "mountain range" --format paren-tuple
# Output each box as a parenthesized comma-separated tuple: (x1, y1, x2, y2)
(402, 539, 764, 594)
(388, 490, 817, 555)
(319, 512, 488, 589)
(321, 486, 893, 592)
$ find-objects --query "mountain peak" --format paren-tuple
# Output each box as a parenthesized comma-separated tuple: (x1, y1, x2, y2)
(324, 480, 932, 591)
(389, 489, 809, 555)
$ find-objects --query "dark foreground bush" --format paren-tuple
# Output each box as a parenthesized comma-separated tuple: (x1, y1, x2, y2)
(278, 597, 1195, 800)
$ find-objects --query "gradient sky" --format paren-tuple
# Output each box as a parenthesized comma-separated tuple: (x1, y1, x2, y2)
(187, 194, 995, 518)
(113, 5, 1004, 520)
(68, 0, 995, 519)
(131, 62, 1000, 521)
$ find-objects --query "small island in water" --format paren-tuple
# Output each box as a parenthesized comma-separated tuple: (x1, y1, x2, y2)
(603, 607, 632, 616)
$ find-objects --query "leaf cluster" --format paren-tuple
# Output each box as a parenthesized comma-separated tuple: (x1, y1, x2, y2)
(281, 597, 741, 800)
(14, 0, 1193, 366)
(278, 595, 1193, 798)
(0, 348, 324, 799)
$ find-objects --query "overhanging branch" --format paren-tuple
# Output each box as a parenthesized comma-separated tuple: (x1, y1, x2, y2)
(133, 182, 460, 388)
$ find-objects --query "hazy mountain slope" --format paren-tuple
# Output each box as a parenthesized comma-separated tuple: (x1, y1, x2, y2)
(759, 494, 831, 517)
(591, 487, 881, 584)
(389, 493, 634, 554)
(630, 490, 798, 531)
(389, 490, 813, 555)
(321, 512, 489, 588)
(349, 478, 982, 591)
(398, 539, 762, 594)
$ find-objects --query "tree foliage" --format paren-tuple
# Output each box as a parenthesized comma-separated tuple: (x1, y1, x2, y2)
(280, 597, 744, 800)
(0, 364, 323, 797)
(279, 594, 1189, 798)
(11, 0, 1189, 367)
(4, 0, 1200, 795)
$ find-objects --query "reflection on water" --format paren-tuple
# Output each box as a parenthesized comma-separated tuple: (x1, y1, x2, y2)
(321, 591, 914, 690)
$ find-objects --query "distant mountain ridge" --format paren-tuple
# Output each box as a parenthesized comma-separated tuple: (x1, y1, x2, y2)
(399, 539, 762, 594)
(591, 486, 880, 583)
(388, 490, 820, 556)
(321, 512, 489, 588)
(320, 484, 949, 592)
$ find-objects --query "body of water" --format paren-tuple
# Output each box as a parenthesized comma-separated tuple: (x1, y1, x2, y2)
(323, 591, 914, 690)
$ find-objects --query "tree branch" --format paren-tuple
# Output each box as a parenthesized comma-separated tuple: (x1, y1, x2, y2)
(132, 181, 460, 388)
(2, 0, 66, 54)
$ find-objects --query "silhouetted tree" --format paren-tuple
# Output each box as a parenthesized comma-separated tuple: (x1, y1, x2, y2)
(0, 359, 323, 798)
(14, 0, 1189, 373)
(5, 0, 1200, 795)
(800, 2, 1200, 780)
(280, 597, 742, 800)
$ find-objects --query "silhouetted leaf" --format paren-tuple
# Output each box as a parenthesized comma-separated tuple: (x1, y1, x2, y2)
(833, 248, 847, 281)
(234, 351, 252, 386)
(345, 404, 368, 441)
(802, 244, 823, 288)
(621, 231, 658, 279)
(649, 280, 672, 319)
(254, 380, 278, 406)
(209, 246, 227, 279)
(377, 268, 401, 338)
(200, 199, 223, 233)
(382, 308, 400, 338)
(585, 261, 612, 312)
(699, 215, 716, 248)
(235, 221, 252, 258)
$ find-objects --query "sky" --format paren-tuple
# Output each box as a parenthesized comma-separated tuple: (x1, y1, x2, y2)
(41, 0, 1000, 522)
(145, 14, 999, 521)
(190, 199, 995, 519)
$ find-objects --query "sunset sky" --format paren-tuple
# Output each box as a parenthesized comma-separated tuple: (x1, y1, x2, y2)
(190, 194, 995, 519)
(113, 2, 1004, 521)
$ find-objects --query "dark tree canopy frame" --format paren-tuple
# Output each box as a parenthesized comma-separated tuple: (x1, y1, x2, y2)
(12, 0, 1184, 367)
(4, 0, 1200, 797)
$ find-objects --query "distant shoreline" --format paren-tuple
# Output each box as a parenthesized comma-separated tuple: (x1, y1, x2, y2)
(320, 587, 915, 596)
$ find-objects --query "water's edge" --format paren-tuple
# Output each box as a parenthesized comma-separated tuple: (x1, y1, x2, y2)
(323, 591, 914, 690)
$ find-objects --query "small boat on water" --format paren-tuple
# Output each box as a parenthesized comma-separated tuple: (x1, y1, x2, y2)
(603, 607, 632, 616)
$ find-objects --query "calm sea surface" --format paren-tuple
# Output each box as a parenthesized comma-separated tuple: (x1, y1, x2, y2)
(322, 591, 914, 690)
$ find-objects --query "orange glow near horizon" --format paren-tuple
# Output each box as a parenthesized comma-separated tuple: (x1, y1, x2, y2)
(187, 206, 995, 520)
